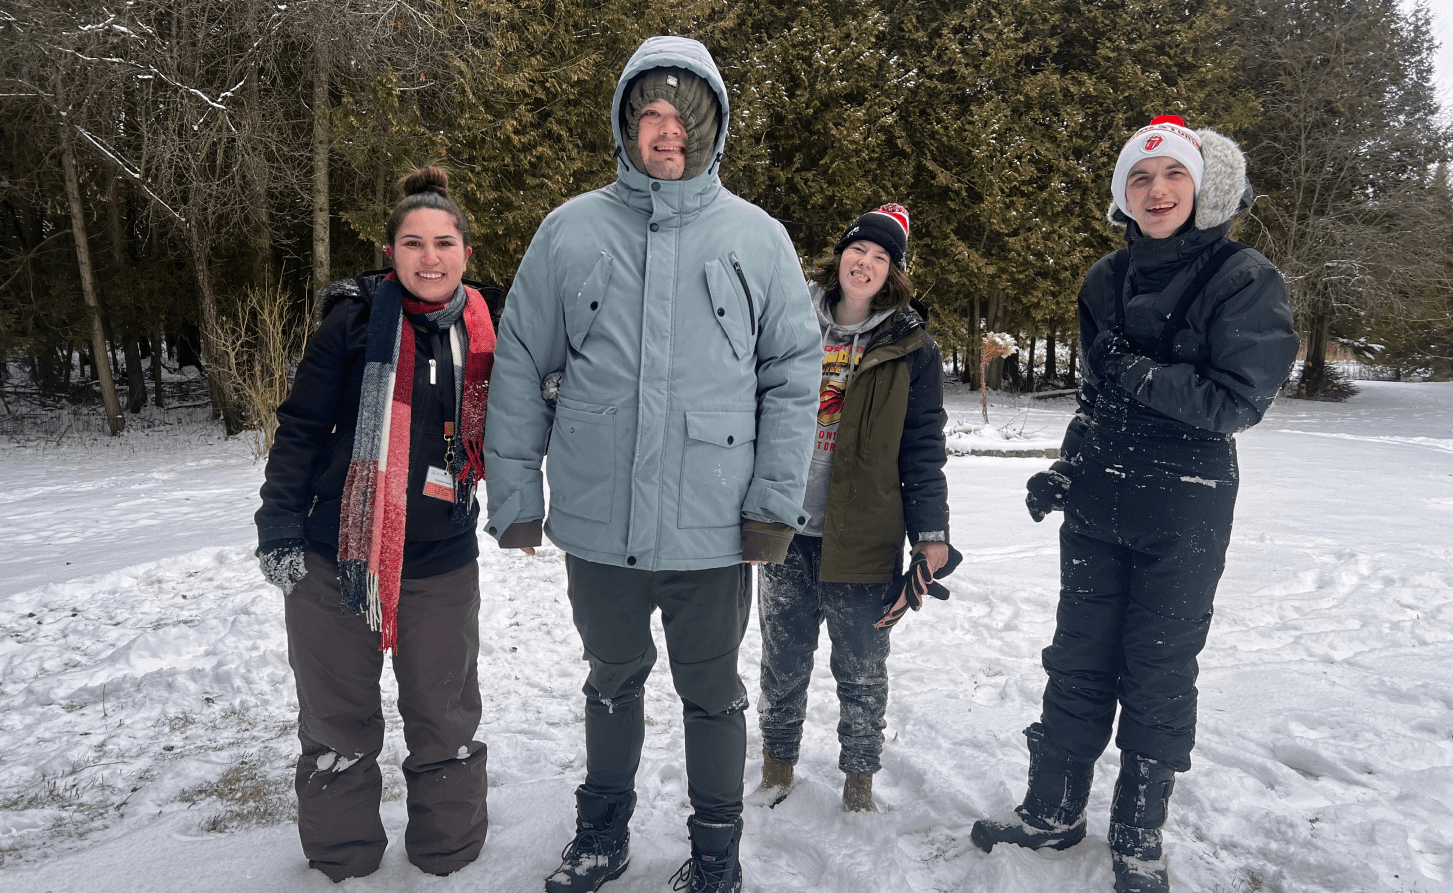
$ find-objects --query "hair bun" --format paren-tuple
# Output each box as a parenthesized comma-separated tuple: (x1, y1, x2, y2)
(400, 166, 449, 199)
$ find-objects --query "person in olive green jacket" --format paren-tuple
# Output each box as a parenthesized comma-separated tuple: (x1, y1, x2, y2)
(753, 205, 959, 814)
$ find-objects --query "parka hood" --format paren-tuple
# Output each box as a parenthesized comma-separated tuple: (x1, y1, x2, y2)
(611, 37, 730, 204)
(1108, 128, 1253, 232)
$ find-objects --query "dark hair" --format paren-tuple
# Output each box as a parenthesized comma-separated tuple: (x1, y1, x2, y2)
(384, 166, 471, 248)
(809, 248, 914, 314)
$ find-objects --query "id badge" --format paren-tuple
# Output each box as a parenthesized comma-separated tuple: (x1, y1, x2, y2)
(423, 465, 455, 501)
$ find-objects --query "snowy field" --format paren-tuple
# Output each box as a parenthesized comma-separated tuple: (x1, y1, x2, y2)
(1, 381, 1450, 893)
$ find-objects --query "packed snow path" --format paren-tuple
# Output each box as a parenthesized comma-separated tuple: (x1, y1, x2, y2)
(1, 382, 1449, 892)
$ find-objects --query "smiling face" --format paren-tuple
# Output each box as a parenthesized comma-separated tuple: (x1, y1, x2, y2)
(637, 99, 688, 180)
(385, 208, 472, 304)
(1125, 156, 1196, 239)
(836, 240, 893, 305)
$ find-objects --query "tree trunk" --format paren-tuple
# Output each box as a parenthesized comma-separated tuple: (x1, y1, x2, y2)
(1026, 333, 1037, 392)
(1045, 327, 1057, 383)
(311, 36, 331, 298)
(107, 177, 147, 412)
(1298, 306, 1333, 398)
(1069, 342, 1078, 388)
(60, 133, 124, 435)
(150, 324, 166, 408)
(374, 160, 387, 271)
(244, 29, 277, 291)
(186, 221, 243, 434)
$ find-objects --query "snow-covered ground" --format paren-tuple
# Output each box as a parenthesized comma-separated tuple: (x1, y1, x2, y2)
(1, 381, 1449, 893)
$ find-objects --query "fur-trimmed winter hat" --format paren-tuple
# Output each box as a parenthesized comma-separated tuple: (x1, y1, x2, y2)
(622, 67, 722, 181)
(835, 203, 911, 270)
(1107, 117, 1251, 232)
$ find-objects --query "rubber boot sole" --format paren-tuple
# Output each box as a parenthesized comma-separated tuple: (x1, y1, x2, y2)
(969, 816, 1086, 854)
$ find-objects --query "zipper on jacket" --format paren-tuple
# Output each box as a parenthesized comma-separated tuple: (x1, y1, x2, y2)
(731, 258, 756, 335)
(429, 358, 437, 385)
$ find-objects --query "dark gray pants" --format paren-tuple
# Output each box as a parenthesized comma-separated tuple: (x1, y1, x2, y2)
(565, 554, 752, 824)
(758, 535, 895, 774)
(286, 551, 489, 880)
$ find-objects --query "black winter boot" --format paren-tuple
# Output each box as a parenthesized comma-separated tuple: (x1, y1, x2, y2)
(1108, 751, 1176, 893)
(545, 787, 636, 893)
(970, 723, 1093, 853)
(670, 816, 743, 893)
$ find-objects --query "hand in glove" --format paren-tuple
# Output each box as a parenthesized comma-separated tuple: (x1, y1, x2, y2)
(1025, 460, 1075, 522)
(257, 538, 308, 594)
(1086, 329, 1137, 384)
(874, 545, 963, 629)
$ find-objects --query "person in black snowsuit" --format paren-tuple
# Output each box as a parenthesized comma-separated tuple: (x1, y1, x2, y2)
(971, 117, 1299, 893)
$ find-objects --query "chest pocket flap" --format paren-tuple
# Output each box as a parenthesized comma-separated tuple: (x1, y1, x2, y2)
(566, 252, 613, 352)
(704, 259, 751, 360)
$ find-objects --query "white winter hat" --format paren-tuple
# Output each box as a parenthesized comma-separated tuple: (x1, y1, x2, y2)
(1111, 115, 1205, 218)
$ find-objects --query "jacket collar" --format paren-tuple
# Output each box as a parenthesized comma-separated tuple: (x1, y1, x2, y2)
(1124, 217, 1233, 292)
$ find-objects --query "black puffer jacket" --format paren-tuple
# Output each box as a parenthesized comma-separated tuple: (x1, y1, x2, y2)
(1062, 131, 1300, 460)
(255, 272, 480, 578)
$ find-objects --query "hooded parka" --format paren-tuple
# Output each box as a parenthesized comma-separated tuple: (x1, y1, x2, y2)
(483, 37, 821, 571)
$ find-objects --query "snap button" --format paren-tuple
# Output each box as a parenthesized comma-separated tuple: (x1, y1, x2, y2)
(717, 308, 725, 317)
(627, 556, 637, 566)
(726, 436, 734, 445)
(650, 223, 659, 232)
(488, 527, 496, 535)
(651, 182, 660, 191)
(590, 301, 598, 310)
(797, 516, 807, 525)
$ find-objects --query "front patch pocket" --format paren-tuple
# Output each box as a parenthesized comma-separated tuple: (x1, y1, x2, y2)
(547, 399, 616, 522)
(678, 410, 757, 529)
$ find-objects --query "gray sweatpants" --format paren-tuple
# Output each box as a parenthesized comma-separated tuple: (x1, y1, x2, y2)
(285, 551, 489, 880)
(565, 554, 752, 824)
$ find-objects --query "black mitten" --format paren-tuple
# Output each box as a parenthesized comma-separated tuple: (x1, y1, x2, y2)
(1025, 460, 1075, 522)
(1086, 329, 1137, 384)
(257, 538, 308, 594)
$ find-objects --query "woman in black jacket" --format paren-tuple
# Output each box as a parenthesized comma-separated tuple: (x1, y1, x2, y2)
(254, 167, 495, 882)
(753, 205, 959, 813)
(971, 118, 1299, 893)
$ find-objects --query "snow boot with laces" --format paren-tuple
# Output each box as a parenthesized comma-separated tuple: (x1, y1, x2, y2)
(1108, 751, 1176, 893)
(669, 816, 742, 893)
(970, 723, 1093, 853)
(545, 787, 635, 893)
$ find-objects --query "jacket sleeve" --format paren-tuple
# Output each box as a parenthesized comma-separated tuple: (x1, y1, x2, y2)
(900, 337, 950, 543)
(1119, 252, 1299, 434)
(1060, 271, 1106, 464)
(254, 299, 358, 544)
(482, 222, 565, 540)
(740, 233, 822, 528)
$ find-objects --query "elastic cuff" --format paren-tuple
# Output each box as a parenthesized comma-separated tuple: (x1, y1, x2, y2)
(496, 519, 543, 549)
(741, 520, 795, 564)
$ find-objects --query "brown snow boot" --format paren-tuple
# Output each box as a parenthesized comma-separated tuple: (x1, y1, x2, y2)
(842, 771, 875, 812)
(749, 748, 794, 808)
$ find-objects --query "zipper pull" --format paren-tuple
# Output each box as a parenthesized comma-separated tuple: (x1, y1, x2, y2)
(429, 358, 437, 385)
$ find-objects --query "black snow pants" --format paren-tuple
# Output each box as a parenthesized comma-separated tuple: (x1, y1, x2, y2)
(1040, 391, 1239, 772)
(758, 534, 896, 774)
(565, 554, 753, 824)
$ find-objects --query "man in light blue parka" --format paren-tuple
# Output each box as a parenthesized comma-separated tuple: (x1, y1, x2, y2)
(484, 36, 820, 893)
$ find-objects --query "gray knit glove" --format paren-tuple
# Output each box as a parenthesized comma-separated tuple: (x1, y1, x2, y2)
(257, 539, 308, 594)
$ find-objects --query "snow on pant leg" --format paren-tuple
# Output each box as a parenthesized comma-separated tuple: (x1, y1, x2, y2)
(566, 554, 658, 797)
(821, 578, 893, 775)
(757, 535, 825, 766)
(285, 550, 388, 881)
(1039, 458, 1134, 765)
(392, 561, 489, 875)
(658, 563, 754, 825)
(1114, 451, 1238, 771)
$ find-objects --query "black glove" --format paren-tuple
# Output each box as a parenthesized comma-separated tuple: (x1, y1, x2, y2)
(257, 538, 308, 594)
(1026, 460, 1075, 522)
(1086, 329, 1137, 384)
(875, 548, 959, 629)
